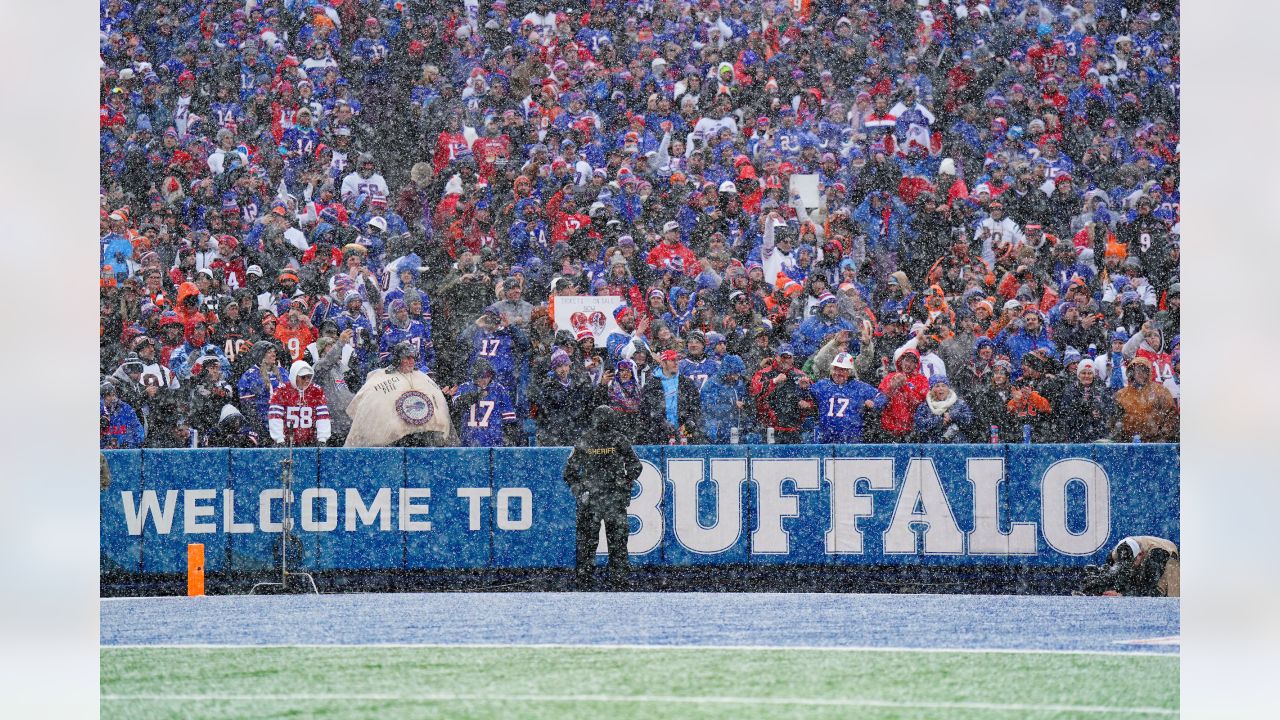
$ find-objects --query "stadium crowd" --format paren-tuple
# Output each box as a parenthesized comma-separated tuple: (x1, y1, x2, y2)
(99, 0, 1180, 449)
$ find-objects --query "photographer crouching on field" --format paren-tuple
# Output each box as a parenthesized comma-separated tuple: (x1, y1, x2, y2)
(1079, 536, 1180, 597)
(563, 406, 643, 589)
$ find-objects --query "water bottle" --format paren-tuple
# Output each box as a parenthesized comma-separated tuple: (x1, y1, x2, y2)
(989, 425, 1000, 444)
(730, 426, 740, 445)
(1022, 423, 1032, 444)
(767, 427, 776, 444)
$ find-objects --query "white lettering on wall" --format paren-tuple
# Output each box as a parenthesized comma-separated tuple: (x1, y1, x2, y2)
(183, 489, 217, 534)
(345, 488, 392, 531)
(824, 458, 894, 554)
(300, 488, 338, 532)
(1041, 459, 1110, 556)
(966, 458, 1038, 555)
(456, 487, 492, 531)
(399, 488, 432, 532)
(751, 459, 820, 554)
(496, 488, 532, 531)
(121, 490, 177, 536)
(670, 458, 745, 554)
(883, 458, 965, 555)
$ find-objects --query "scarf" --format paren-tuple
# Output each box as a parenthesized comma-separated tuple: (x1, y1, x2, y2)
(926, 389, 958, 415)
(608, 359, 643, 412)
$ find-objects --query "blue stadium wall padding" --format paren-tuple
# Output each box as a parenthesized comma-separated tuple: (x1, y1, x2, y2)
(318, 448, 406, 571)
(226, 448, 320, 574)
(101, 444, 1179, 575)
(101, 450, 144, 574)
(405, 448, 493, 569)
(138, 449, 231, 574)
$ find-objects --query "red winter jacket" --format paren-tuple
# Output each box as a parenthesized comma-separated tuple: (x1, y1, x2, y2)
(877, 348, 929, 437)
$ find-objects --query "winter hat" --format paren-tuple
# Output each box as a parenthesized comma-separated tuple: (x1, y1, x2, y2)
(1076, 359, 1097, 378)
(1062, 347, 1082, 365)
(388, 298, 407, 315)
(974, 337, 995, 354)
(928, 375, 950, 389)
(1110, 329, 1130, 343)
(719, 354, 746, 375)
(549, 348, 571, 369)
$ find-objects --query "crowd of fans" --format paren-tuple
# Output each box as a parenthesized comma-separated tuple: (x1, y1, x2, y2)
(99, 0, 1180, 450)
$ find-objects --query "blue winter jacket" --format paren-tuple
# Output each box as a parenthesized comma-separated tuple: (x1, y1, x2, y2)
(699, 355, 747, 444)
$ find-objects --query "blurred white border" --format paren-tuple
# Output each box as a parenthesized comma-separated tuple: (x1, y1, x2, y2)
(1181, 2, 1280, 718)
(0, 1, 1276, 717)
(0, 0, 101, 716)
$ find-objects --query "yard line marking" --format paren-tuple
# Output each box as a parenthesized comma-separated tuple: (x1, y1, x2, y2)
(99, 693, 1178, 715)
(1114, 636, 1181, 646)
(100, 641, 1179, 657)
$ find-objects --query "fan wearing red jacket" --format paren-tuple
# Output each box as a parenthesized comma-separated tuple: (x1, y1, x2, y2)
(546, 189, 591, 247)
(471, 126, 511, 184)
(646, 221, 702, 277)
(432, 125, 471, 174)
(877, 347, 929, 439)
(1027, 29, 1067, 81)
(268, 360, 332, 446)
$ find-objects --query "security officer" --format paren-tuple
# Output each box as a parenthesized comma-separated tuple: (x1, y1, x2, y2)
(1080, 536, 1180, 597)
(563, 405, 643, 588)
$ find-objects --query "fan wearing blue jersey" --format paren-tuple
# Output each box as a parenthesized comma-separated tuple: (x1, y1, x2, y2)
(450, 358, 519, 447)
(378, 299, 431, 373)
(677, 331, 720, 391)
(809, 353, 887, 444)
(460, 304, 529, 400)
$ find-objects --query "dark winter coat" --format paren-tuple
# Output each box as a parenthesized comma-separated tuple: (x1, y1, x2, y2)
(638, 367, 704, 445)
(1056, 379, 1116, 443)
(563, 407, 643, 505)
(536, 372, 594, 447)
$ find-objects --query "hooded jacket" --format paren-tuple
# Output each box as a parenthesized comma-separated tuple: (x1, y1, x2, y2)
(1123, 327, 1175, 385)
(267, 360, 332, 445)
(1057, 373, 1116, 443)
(206, 405, 261, 448)
(101, 397, 145, 449)
(311, 338, 356, 437)
(877, 348, 929, 437)
(236, 342, 291, 434)
(995, 316, 1058, 373)
(699, 354, 747, 444)
(1113, 357, 1179, 441)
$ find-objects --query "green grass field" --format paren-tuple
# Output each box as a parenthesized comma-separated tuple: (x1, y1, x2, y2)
(101, 646, 1179, 719)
